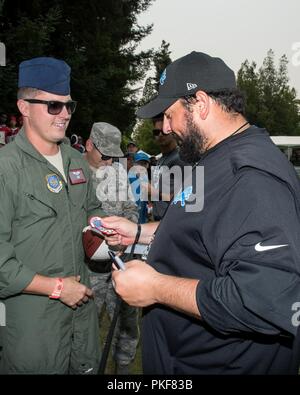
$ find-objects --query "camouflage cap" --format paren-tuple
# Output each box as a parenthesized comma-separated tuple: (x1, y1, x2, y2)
(90, 122, 123, 157)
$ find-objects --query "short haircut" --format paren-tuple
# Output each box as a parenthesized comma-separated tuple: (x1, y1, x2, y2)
(182, 89, 246, 116)
(17, 87, 42, 100)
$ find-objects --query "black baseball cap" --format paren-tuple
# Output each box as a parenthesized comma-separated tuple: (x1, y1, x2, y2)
(137, 51, 236, 119)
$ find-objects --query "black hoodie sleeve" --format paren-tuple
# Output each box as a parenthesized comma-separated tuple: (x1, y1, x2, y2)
(197, 169, 300, 337)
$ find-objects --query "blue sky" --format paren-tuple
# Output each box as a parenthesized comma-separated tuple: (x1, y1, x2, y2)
(137, 0, 300, 96)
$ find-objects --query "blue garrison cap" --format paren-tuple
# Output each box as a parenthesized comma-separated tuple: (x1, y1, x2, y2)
(18, 57, 71, 95)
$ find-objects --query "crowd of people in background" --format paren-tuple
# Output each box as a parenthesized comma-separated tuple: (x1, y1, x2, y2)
(0, 113, 22, 146)
(53, 130, 173, 224)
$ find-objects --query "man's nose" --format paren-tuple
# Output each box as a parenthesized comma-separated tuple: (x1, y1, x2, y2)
(59, 104, 71, 118)
(163, 117, 173, 134)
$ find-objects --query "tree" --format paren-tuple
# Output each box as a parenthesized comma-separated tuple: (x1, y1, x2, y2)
(0, 3, 62, 113)
(130, 118, 158, 155)
(141, 40, 171, 104)
(237, 49, 300, 135)
(0, 0, 154, 136)
(134, 40, 172, 153)
(236, 60, 261, 125)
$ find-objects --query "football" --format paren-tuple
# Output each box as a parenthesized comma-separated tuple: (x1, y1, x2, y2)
(82, 226, 110, 261)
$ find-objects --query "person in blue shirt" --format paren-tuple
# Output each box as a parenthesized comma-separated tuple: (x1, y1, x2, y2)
(128, 152, 150, 224)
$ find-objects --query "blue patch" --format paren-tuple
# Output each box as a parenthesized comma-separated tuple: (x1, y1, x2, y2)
(172, 186, 193, 207)
(46, 174, 63, 193)
(91, 217, 102, 229)
(160, 69, 167, 85)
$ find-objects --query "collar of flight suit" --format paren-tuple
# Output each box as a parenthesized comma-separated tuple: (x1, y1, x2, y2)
(15, 128, 72, 178)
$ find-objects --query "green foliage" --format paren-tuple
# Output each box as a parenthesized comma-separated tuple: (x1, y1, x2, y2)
(141, 40, 171, 104)
(135, 40, 172, 152)
(0, 0, 154, 136)
(134, 118, 160, 155)
(0, 5, 62, 113)
(237, 49, 300, 135)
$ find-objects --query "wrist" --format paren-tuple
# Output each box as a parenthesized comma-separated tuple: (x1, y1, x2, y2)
(49, 277, 64, 299)
(152, 272, 165, 304)
(142, 230, 154, 246)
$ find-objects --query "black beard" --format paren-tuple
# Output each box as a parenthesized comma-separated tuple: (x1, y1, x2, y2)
(179, 113, 207, 164)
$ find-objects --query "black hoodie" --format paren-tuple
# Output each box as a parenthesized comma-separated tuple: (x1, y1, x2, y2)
(143, 126, 300, 374)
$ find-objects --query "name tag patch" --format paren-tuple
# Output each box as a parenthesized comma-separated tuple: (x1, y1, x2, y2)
(69, 168, 86, 185)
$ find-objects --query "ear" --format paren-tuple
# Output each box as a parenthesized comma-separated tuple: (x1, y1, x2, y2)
(85, 138, 94, 152)
(17, 99, 30, 117)
(194, 90, 210, 120)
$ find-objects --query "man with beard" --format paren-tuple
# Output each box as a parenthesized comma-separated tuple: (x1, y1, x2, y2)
(102, 52, 300, 374)
(150, 114, 187, 221)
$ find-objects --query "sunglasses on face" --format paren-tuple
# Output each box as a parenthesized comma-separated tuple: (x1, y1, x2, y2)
(24, 99, 77, 115)
(93, 144, 112, 161)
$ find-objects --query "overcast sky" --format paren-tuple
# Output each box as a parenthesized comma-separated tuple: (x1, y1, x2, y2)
(137, 0, 300, 96)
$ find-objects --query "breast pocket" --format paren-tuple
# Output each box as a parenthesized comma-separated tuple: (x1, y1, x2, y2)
(16, 191, 57, 223)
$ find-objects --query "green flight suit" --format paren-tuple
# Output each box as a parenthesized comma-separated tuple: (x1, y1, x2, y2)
(0, 129, 103, 374)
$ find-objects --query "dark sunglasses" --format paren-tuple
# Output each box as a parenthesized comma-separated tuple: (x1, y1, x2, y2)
(93, 144, 112, 161)
(24, 99, 77, 115)
(152, 128, 165, 137)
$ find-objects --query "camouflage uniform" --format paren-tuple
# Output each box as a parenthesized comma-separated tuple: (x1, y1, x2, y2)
(89, 161, 140, 371)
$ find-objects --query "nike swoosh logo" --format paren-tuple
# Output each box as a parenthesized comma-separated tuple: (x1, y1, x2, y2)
(254, 242, 288, 252)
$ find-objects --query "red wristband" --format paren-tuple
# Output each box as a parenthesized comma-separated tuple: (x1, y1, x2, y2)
(49, 277, 64, 299)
